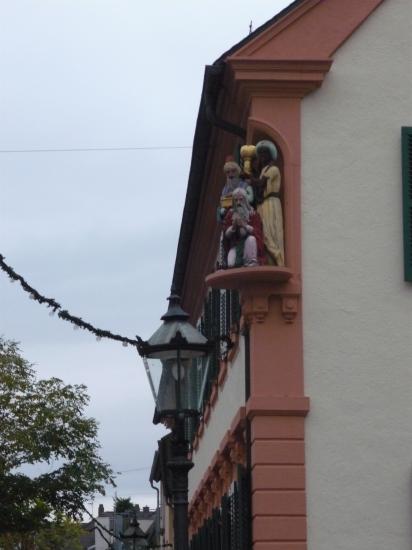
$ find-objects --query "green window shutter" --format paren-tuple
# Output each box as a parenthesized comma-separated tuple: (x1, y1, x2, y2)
(402, 127, 412, 281)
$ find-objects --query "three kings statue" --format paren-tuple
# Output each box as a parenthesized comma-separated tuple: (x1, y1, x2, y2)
(219, 140, 285, 269)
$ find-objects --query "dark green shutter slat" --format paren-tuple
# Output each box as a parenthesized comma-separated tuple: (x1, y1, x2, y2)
(238, 466, 251, 549)
(221, 494, 230, 550)
(402, 127, 412, 281)
(191, 470, 251, 549)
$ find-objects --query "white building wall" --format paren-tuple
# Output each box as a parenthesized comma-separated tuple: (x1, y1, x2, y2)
(94, 516, 111, 550)
(188, 336, 246, 499)
(302, 0, 412, 548)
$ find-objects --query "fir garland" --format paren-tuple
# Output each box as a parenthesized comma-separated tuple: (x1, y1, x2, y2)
(0, 254, 142, 349)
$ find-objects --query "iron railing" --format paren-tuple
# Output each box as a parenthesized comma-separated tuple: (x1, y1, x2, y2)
(190, 467, 251, 550)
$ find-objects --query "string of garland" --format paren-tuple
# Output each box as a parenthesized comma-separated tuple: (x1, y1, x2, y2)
(0, 254, 142, 349)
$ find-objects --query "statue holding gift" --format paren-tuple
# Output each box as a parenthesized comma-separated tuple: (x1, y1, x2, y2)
(254, 140, 285, 266)
(222, 187, 265, 268)
(219, 158, 253, 221)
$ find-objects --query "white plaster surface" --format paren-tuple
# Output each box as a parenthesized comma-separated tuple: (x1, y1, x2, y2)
(188, 337, 246, 499)
(94, 516, 111, 550)
(302, 1, 412, 548)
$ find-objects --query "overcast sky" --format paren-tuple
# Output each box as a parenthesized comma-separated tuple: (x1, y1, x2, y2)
(0, 0, 292, 512)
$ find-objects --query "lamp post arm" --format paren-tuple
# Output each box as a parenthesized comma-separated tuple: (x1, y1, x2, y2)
(136, 335, 148, 357)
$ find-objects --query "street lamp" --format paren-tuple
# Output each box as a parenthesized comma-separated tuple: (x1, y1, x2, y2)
(119, 507, 149, 550)
(137, 294, 211, 550)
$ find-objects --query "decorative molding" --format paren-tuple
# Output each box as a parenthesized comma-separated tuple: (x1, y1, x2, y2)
(228, 434, 246, 465)
(210, 468, 224, 508)
(247, 396, 310, 418)
(209, 382, 218, 407)
(203, 479, 214, 518)
(203, 403, 211, 425)
(189, 407, 246, 527)
(218, 456, 233, 496)
(281, 294, 299, 323)
(226, 332, 239, 363)
(243, 294, 269, 324)
(227, 57, 333, 101)
(197, 420, 204, 438)
(217, 360, 228, 386)
(243, 288, 301, 324)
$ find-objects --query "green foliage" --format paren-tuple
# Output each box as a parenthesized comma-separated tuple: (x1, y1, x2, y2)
(0, 338, 114, 535)
(0, 517, 85, 550)
(34, 517, 85, 550)
(113, 496, 134, 513)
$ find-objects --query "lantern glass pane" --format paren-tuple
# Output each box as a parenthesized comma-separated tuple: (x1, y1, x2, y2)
(142, 353, 210, 418)
(175, 355, 210, 415)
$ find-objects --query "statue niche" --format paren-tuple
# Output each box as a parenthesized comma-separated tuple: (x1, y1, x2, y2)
(218, 140, 285, 269)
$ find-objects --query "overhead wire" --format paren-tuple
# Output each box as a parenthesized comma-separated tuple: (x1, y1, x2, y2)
(0, 145, 192, 153)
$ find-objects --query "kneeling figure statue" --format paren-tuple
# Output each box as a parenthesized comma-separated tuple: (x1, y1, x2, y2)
(223, 187, 265, 268)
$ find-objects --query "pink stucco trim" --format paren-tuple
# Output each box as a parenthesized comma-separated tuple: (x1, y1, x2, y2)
(220, 50, 313, 550)
(230, 0, 385, 60)
(247, 396, 310, 418)
(254, 544, 307, 550)
(217, 360, 228, 386)
(203, 403, 211, 425)
(209, 382, 218, 407)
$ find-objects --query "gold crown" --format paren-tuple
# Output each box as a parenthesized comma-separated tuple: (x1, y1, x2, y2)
(240, 145, 257, 175)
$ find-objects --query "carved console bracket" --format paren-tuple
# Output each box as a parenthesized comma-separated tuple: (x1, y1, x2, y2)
(243, 293, 269, 324)
(206, 266, 301, 324)
(281, 294, 299, 323)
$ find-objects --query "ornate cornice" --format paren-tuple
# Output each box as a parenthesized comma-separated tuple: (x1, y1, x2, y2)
(227, 57, 332, 102)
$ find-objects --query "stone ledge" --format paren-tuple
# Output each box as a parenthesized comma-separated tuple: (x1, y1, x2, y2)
(206, 266, 293, 290)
